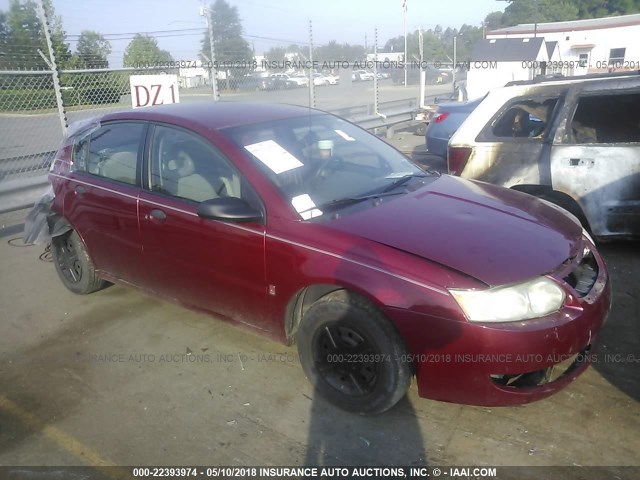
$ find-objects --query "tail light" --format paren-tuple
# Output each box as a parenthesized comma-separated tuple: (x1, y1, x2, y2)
(448, 147, 472, 176)
(433, 112, 450, 123)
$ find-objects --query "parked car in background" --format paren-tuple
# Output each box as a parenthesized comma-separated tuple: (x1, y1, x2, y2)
(238, 72, 272, 91)
(391, 65, 451, 85)
(42, 102, 610, 415)
(352, 69, 375, 81)
(447, 70, 640, 240)
(425, 96, 484, 158)
(312, 73, 338, 86)
(270, 72, 308, 88)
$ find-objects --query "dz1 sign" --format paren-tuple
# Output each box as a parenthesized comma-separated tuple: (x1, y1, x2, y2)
(130, 74, 180, 109)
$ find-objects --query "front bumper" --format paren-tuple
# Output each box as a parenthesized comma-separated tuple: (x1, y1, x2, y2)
(389, 241, 612, 406)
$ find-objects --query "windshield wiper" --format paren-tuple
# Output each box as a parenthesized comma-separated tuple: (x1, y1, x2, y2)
(301, 191, 406, 215)
(380, 173, 430, 193)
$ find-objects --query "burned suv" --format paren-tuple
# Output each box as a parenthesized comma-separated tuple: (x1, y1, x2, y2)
(447, 71, 640, 240)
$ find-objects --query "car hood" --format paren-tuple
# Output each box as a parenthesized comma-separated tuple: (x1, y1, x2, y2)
(324, 175, 582, 286)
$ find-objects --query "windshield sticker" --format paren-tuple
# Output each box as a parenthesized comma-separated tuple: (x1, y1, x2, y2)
(334, 129, 355, 141)
(291, 194, 323, 220)
(244, 140, 303, 174)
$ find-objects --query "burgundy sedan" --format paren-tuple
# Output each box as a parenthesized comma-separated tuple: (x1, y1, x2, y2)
(45, 102, 610, 414)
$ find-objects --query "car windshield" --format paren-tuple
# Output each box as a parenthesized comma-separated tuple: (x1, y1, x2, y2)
(224, 114, 429, 220)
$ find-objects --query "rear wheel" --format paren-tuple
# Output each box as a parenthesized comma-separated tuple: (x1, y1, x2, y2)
(414, 122, 427, 136)
(296, 290, 412, 415)
(539, 192, 590, 231)
(51, 230, 107, 294)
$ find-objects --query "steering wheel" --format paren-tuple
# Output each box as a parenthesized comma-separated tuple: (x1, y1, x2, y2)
(311, 155, 343, 184)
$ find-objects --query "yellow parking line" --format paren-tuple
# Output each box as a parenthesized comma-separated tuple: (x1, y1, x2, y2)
(0, 394, 132, 479)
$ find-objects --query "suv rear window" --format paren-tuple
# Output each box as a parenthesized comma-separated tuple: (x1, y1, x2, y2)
(566, 93, 640, 144)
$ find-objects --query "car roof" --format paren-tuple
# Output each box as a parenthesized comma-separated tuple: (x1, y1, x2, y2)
(505, 69, 640, 88)
(97, 101, 324, 131)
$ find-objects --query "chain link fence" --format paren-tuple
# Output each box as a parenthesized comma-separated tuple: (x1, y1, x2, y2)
(0, 71, 62, 181)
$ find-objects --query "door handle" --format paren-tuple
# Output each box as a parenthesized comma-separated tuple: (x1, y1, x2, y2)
(569, 158, 595, 167)
(74, 185, 86, 195)
(145, 209, 167, 221)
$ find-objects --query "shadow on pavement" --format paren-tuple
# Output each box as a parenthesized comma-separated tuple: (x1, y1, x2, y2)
(591, 240, 640, 403)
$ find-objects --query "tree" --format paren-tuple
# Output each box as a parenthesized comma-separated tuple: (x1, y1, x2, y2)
(123, 34, 172, 67)
(314, 41, 365, 63)
(77, 30, 111, 68)
(200, 0, 253, 70)
(43, 0, 71, 67)
(0, 12, 9, 69)
(0, 0, 71, 69)
(501, 0, 578, 26)
(264, 45, 287, 63)
(484, 11, 504, 31)
(575, 0, 640, 18)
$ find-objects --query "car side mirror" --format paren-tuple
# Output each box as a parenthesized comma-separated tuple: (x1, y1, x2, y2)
(197, 197, 263, 223)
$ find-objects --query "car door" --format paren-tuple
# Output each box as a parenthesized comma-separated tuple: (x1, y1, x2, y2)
(472, 95, 561, 186)
(63, 121, 147, 284)
(550, 90, 640, 237)
(137, 124, 269, 328)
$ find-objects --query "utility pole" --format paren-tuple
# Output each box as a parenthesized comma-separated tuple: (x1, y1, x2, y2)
(201, 1, 219, 101)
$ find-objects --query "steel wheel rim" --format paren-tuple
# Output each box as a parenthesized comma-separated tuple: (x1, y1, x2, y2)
(57, 237, 82, 284)
(312, 321, 380, 397)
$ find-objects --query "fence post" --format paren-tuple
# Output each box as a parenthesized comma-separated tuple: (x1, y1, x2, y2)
(37, 0, 67, 136)
(203, 5, 219, 101)
(308, 20, 315, 109)
(373, 28, 379, 114)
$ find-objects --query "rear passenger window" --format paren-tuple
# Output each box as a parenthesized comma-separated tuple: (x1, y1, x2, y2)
(490, 98, 558, 139)
(72, 123, 145, 185)
(566, 93, 640, 144)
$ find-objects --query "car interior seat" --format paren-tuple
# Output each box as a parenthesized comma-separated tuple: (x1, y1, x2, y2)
(100, 151, 137, 184)
(170, 150, 218, 202)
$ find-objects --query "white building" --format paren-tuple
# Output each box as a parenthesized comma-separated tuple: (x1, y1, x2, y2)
(466, 37, 556, 99)
(178, 60, 210, 89)
(487, 13, 640, 75)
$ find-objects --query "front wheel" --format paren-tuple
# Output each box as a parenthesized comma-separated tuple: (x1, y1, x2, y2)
(51, 230, 107, 294)
(296, 290, 412, 415)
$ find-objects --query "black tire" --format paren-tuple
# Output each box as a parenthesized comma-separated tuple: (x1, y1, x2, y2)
(414, 123, 427, 136)
(296, 290, 412, 415)
(51, 230, 107, 294)
(539, 193, 590, 232)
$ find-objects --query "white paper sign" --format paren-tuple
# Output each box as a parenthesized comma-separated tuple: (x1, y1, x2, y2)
(291, 194, 323, 220)
(130, 74, 180, 109)
(244, 140, 303, 174)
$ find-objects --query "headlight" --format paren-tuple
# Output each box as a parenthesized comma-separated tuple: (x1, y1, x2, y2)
(449, 276, 565, 322)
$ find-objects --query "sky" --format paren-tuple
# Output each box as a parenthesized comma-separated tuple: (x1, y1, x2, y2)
(0, 0, 507, 67)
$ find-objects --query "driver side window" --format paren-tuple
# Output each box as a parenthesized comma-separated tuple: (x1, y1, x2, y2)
(150, 125, 256, 206)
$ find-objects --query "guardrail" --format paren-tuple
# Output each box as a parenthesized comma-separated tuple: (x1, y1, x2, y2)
(0, 98, 422, 216)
